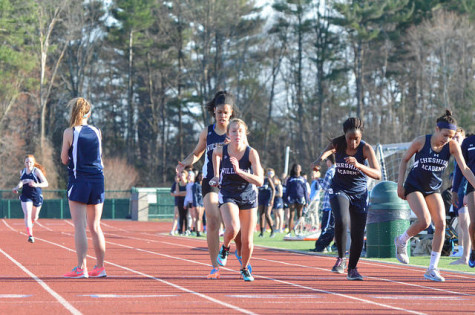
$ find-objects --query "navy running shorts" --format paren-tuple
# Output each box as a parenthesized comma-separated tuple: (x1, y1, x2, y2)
(20, 195, 43, 207)
(218, 190, 257, 210)
(68, 178, 104, 205)
(202, 178, 219, 196)
(404, 182, 438, 198)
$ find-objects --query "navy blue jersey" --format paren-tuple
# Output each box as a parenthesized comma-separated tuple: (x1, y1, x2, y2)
(405, 135, 451, 193)
(258, 177, 273, 202)
(202, 124, 227, 179)
(285, 176, 308, 203)
(453, 135, 475, 192)
(219, 145, 254, 196)
(68, 125, 103, 180)
(20, 168, 42, 200)
(331, 140, 368, 195)
(192, 182, 203, 207)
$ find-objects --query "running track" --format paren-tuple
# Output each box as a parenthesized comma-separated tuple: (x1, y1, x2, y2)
(1, 219, 475, 314)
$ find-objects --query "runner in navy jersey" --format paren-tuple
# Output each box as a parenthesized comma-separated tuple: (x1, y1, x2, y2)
(61, 97, 106, 279)
(395, 110, 475, 281)
(257, 169, 275, 237)
(210, 119, 264, 281)
(312, 117, 381, 280)
(12, 155, 48, 243)
(176, 91, 248, 279)
(453, 132, 475, 267)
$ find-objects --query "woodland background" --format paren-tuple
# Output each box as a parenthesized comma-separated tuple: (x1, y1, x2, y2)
(0, 0, 474, 190)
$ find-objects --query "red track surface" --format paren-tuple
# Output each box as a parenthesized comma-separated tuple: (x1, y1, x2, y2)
(1, 219, 475, 314)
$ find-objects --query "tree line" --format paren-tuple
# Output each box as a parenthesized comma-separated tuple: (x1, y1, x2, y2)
(0, 0, 474, 190)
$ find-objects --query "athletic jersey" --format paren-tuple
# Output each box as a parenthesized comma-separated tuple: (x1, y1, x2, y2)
(20, 168, 42, 200)
(219, 145, 254, 196)
(68, 125, 103, 180)
(184, 182, 194, 206)
(453, 135, 475, 192)
(202, 124, 227, 179)
(331, 140, 368, 195)
(285, 176, 308, 202)
(405, 134, 451, 193)
(258, 177, 273, 202)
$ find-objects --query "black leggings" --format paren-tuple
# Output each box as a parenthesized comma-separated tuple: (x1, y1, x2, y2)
(178, 204, 188, 234)
(330, 194, 367, 270)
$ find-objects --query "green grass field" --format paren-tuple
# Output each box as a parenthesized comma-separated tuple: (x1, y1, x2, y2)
(250, 231, 475, 273)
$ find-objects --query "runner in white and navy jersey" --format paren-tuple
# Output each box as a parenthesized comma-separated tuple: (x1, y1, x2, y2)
(210, 119, 264, 281)
(61, 97, 106, 279)
(395, 110, 475, 282)
(453, 132, 475, 267)
(312, 117, 381, 281)
(176, 91, 251, 279)
(12, 155, 48, 243)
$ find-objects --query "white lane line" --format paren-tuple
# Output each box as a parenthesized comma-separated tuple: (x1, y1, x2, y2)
(2, 220, 256, 315)
(0, 294, 32, 298)
(119, 231, 475, 298)
(0, 249, 81, 314)
(79, 294, 177, 298)
(100, 222, 129, 233)
(36, 222, 53, 232)
(102, 233, 423, 315)
(64, 220, 74, 227)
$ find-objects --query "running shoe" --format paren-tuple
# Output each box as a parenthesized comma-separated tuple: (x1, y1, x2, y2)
(28, 236, 34, 243)
(347, 268, 363, 281)
(258, 233, 264, 238)
(469, 250, 475, 268)
(207, 267, 220, 279)
(331, 257, 346, 274)
(424, 268, 445, 282)
(63, 266, 88, 279)
(88, 265, 107, 278)
(234, 251, 252, 273)
(240, 268, 254, 282)
(394, 236, 409, 264)
(217, 245, 230, 266)
(269, 231, 275, 238)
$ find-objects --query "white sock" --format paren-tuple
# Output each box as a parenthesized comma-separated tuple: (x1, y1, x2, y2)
(429, 251, 441, 270)
(399, 231, 411, 245)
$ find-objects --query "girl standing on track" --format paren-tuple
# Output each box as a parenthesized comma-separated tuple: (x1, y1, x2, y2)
(395, 110, 475, 281)
(12, 155, 48, 243)
(211, 118, 263, 281)
(285, 164, 309, 237)
(312, 117, 381, 281)
(453, 132, 475, 267)
(193, 172, 205, 237)
(61, 97, 107, 279)
(174, 170, 189, 235)
(270, 169, 284, 233)
(176, 91, 243, 279)
(257, 168, 275, 238)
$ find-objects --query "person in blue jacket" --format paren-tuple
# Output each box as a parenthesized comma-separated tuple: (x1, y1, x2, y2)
(285, 164, 309, 237)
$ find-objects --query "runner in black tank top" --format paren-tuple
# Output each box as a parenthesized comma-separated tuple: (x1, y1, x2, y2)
(312, 118, 381, 281)
(176, 91, 248, 279)
(210, 119, 264, 281)
(395, 110, 475, 282)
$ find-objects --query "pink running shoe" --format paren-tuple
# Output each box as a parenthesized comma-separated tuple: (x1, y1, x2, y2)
(63, 267, 88, 279)
(88, 265, 107, 278)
